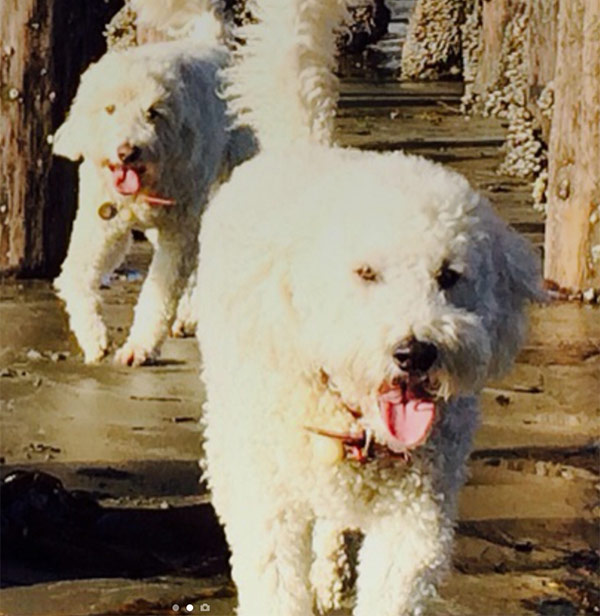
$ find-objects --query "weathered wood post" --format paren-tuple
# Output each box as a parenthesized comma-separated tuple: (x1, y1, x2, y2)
(0, 0, 121, 278)
(474, 0, 512, 97)
(526, 0, 559, 142)
(544, 0, 600, 291)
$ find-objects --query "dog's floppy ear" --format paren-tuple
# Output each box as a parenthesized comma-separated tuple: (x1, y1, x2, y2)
(486, 213, 544, 377)
(52, 61, 102, 161)
(52, 103, 86, 161)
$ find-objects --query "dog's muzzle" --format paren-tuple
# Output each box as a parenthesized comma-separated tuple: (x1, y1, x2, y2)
(305, 367, 437, 465)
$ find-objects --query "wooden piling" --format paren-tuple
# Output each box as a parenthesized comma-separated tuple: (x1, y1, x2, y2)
(544, 0, 600, 291)
(0, 0, 122, 277)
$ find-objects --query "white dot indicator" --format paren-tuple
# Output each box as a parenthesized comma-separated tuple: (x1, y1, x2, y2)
(172, 605, 180, 613)
(186, 605, 194, 613)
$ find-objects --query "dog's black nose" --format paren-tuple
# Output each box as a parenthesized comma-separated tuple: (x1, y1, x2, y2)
(117, 143, 141, 164)
(393, 338, 438, 373)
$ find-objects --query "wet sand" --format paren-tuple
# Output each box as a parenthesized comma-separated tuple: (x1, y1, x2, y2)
(1, 78, 598, 616)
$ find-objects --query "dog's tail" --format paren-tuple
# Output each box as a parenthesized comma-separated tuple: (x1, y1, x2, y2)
(225, 0, 349, 147)
(131, 0, 224, 44)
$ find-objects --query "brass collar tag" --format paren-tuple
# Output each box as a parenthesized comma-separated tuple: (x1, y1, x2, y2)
(98, 202, 118, 220)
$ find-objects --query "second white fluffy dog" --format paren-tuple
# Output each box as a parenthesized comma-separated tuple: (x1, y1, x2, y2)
(54, 31, 252, 365)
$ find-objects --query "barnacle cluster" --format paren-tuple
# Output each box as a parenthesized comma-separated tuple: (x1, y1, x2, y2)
(492, 4, 549, 208)
(483, 6, 541, 175)
(530, 82, 554, 211)
(104, 2, 138, 50)
(401, 0, 463, 80)
(460, 0, 551, 211)
(460, 0, 482, 112)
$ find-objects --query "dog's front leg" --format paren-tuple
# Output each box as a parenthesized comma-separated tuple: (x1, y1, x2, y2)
(115, 226, 197, 366)
(225, 509, 314, 616)
(354, 508, 453, 616)
(55, 204, 131, 363)
(310, 519, 350, 614)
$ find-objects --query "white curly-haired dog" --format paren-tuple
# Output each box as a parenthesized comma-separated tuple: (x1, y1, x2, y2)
(53, 1, 253, 365)
(195, 1, 541, 615)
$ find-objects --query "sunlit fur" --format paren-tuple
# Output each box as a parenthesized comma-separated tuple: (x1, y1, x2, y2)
(195, 1, 542, 614)
(225, 0, 349, 145)
(131, 0, 224, 42)
(54, 36, 254, 365)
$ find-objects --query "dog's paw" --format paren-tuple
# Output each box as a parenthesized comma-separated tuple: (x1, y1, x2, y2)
(82, 345, 109, 364)
(170, 317, 197, 338)
(80, 332, 109, 364)
(114, 342, 158, 367)
(312, 565, 346, 614)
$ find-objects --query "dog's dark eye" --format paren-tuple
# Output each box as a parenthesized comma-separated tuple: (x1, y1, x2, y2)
(436, 263, 461, 290)
(355, 265, 380, 283)
(145, 106, 162, 122)
(105, 104, 116, 115)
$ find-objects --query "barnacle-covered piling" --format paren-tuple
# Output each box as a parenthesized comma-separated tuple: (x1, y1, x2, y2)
(458, 0, 555, 211)
(401, 0, 463, 80)
(460, 0, 482, 111)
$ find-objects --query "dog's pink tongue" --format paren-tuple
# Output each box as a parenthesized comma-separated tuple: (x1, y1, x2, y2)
(378, 389, 436, 451)
(112, 167, 140, 195)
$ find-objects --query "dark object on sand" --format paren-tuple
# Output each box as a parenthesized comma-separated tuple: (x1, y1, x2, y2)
(1, 469, 228, 586)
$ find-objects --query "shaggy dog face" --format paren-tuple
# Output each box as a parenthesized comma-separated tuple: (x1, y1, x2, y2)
(54, 44, 226, 208)
(199, 147, 541, 455)
(284, 154, 539, 454)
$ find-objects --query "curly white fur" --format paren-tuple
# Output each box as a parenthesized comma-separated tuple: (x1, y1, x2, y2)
(54, 37, 254, 365)
(195, 1, 542, 614)
(225, 0, 349, 146)
(131, 0, 224, 42)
